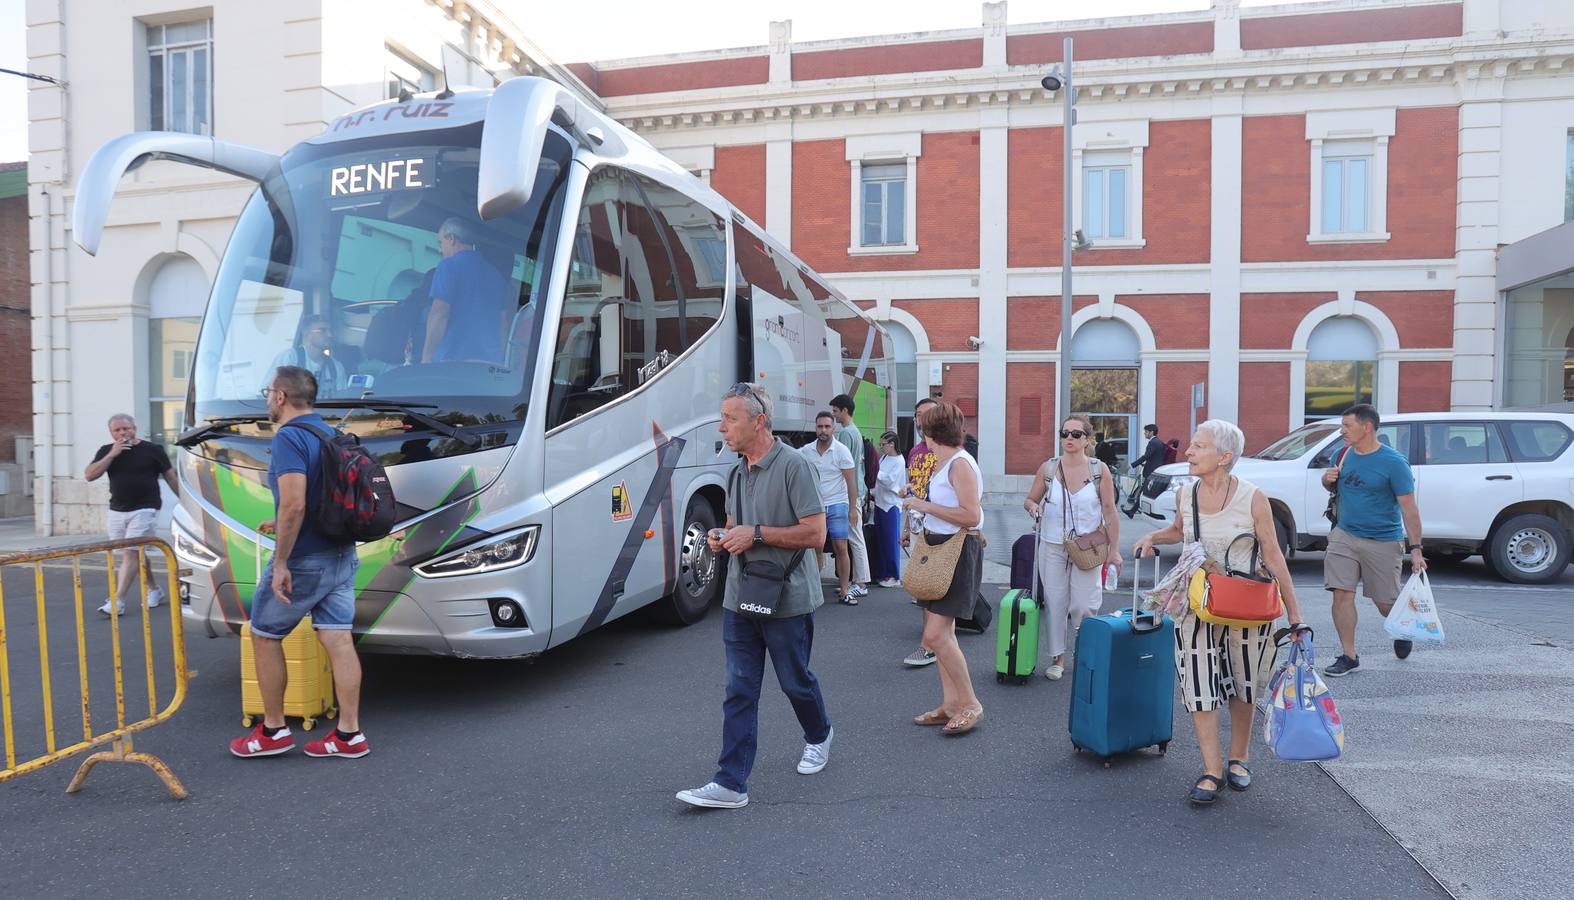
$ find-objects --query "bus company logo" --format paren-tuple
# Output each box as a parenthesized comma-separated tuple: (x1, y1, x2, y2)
(738, 602, 773, 615)
(763, 315, 800, 344)
(611, 481, 633, 522)
(330, 102, 453, 132)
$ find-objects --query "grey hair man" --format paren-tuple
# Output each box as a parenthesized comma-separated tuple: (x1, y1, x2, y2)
(422, 216, 510, 365)
(84, 414, 177, 616)
(677, 383, 833, 809)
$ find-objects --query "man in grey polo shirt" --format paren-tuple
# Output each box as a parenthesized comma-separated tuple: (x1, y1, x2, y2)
(677, 383, 833, 810)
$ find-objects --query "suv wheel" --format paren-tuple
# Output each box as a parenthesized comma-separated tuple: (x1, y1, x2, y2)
(1487, 514, 1571, 584)
(655, 499, 723, 625)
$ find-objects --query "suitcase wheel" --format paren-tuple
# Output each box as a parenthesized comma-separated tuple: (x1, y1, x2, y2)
(996, 673, 1004, 683)
(1102, 758, 1112, 769)
(1158, 741, 1169, 755)
(301, 717, 316, 731)
(242, 715, 254, 728)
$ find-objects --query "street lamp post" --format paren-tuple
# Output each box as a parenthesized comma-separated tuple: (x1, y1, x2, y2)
(1043, 39, 1077, 432)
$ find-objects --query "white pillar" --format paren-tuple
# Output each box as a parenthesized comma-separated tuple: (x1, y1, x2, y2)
(978, 110, 1009, 485)
(982, 2, 1007, 69)
(1453, 67, 1505, 410)
(768, 20, 791, 85)
(1212, 0, 1242, 61)
(765, 125, 793, 248)
(1208, 97, 1244, 422)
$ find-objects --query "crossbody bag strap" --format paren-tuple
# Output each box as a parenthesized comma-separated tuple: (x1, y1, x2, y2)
(1190, 480, 1200, 546)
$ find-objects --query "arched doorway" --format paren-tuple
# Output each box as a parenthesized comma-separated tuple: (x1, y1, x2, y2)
(146, 254, 209, 448)
(1305, 316, 1378, 423)
(1070, 318, 1140, 467)
(881, 318, 919, 448)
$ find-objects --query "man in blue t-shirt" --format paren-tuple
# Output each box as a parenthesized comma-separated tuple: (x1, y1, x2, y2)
(230, 365, 371, 761)
(421, 217, 510, 365)
(1320, 404, 1427, 678)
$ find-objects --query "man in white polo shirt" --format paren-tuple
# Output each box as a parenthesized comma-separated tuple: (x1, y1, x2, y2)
(800, 411, 859, 605)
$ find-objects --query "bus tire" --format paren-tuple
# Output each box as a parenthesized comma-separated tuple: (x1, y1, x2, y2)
(657, 499, 724, 626)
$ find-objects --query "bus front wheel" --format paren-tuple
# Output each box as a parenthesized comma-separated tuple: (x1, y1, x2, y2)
(657, 499, 724, 625)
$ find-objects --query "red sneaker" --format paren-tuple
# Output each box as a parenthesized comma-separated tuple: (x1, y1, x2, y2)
(230, 723, 295, 758)
(303, 730, 370, 759)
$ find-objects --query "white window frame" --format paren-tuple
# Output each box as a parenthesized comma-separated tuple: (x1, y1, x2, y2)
(385, 45, 437, 100)
(846, 133, 920, 256)
(1081, 153, 1134, 242)
(146, 19, 214, 136)
(1306, 109, 1393, 244)
(1072, 120, 1147, 250)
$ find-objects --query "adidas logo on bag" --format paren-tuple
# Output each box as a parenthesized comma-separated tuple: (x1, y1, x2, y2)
(739, 602, 773, 615)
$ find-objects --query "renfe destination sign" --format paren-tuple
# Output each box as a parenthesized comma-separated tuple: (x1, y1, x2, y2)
(329, 158, 427, 196)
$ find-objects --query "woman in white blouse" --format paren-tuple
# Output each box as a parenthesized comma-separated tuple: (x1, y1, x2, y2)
(872, 431, 905, 588)
(1024, 415, 1122, 680)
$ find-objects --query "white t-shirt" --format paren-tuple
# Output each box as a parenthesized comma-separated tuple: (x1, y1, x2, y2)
(800, 440, 856, 509)
(874, 454, 905, 512)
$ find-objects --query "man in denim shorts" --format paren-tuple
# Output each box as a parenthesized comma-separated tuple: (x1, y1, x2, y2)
(230, 365, 370, 759)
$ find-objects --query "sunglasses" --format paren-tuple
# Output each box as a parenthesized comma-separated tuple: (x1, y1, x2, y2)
(1059, 429, 1088, 440)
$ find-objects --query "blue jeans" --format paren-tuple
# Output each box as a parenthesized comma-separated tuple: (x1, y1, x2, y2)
(715, 609, 831, 793)
(250, 547, 358, 639)
(871, 505, 903, 581)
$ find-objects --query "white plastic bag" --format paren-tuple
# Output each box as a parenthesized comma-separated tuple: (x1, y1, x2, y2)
(1384, 571, 1445, 645)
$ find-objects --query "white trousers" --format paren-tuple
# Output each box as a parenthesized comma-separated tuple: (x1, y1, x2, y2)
(846, 506, 871, 584)
(1036, 541, 1102, 658)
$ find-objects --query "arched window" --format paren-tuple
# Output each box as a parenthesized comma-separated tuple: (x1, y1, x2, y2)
(880, 318, 918, 447)
(147, 255, 209, 447)
(1305, 316, 1377, 422)
(1070, 318, 1140, 465)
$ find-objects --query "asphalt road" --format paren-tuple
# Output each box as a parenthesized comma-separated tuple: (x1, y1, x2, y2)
(0, 561, 1453, 899)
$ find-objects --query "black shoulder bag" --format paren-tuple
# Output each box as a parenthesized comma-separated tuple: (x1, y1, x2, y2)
(1323, 445, 1351, 527)
(729, 467, 805, 620)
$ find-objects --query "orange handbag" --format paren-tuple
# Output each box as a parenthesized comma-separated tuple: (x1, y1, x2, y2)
(1188, 486, 1283, 626)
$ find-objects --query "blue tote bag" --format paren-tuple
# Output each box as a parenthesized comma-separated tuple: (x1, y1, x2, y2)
(1263, 630, 1344, 762)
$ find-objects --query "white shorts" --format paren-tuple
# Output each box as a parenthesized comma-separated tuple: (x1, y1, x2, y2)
(106, 508, 159, 541)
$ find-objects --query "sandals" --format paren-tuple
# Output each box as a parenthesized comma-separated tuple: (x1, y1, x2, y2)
(942, 707, 984, 736)
(913, 708, 949, 726)
(1227, 760, 1252, 792)
(1189, 773, 1223, 805)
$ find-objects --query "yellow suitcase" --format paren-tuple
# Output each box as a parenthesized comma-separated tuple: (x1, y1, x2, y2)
(240, 616, 337, 731)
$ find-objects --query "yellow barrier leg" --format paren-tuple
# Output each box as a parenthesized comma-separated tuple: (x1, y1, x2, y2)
(64, 734, 188, 800)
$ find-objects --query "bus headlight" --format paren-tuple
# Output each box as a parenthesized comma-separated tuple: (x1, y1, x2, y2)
(413, 526, 539, 578)
(172, 520, 221, 568)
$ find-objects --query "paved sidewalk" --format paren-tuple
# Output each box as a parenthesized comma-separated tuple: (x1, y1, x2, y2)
(0, 517, 108, 554)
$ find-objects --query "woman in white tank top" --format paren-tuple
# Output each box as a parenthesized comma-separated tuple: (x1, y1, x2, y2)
(1024, 416, 1122, 679)
(901, 402, 985, 735)
(1133, 419, 1309, 806)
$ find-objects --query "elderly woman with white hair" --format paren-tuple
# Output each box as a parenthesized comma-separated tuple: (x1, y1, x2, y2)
(1133, 419, 1308, 806)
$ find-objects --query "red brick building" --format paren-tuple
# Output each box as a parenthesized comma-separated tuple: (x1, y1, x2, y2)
(573, 0, 1574, 488)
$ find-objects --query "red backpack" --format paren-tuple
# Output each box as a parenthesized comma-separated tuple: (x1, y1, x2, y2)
(285, 421, 397, 543)
(1163, 439, 1180, 465)
(862, 437, 879, 492)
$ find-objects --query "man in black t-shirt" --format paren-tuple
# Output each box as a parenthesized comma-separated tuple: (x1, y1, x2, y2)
(84, 414, 177, 616)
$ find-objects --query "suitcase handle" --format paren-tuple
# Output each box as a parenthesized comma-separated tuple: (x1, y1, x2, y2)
(1126, 553, 1163, 633)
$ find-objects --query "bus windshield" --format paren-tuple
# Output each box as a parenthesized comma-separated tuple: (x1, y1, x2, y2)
(191, 123, 572, 446)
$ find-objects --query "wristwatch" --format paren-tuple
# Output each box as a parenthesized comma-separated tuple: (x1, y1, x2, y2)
(1405, 542, 1421, 554)
(754, 524, 765, 546)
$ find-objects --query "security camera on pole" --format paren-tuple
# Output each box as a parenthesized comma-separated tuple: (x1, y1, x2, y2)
(1042, 40, 1084, 430)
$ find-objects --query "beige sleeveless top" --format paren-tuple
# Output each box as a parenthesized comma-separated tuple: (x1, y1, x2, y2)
(1179, 477, 1265, 575)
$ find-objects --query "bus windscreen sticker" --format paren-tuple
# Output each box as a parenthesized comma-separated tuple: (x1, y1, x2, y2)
(328, 158, 428, 197)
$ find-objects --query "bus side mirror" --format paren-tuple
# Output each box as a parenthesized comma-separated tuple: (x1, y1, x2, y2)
(478, 77, 621, 221)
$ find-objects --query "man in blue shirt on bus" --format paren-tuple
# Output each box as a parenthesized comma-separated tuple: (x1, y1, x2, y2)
(422, 217, 510, 365)
(230, 365, 370, 760)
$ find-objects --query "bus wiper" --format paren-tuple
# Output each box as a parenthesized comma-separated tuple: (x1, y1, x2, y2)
(176, 415, 272, 448)
(314, 400, 482, 449)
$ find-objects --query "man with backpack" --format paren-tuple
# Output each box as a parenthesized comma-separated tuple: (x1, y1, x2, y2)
(231, 365, 370, 760)
(829, 394, 872, 600)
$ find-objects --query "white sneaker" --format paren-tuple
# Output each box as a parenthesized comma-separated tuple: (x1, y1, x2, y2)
(97, 598, 125, 616)
(848, 584, 868, 598)
(877, 578, 900, 589)
(1044, 664, 1065, 681)
(797, 726, 833, 775)
(676, 781, 749, 809)
(145, 588, 164, 609)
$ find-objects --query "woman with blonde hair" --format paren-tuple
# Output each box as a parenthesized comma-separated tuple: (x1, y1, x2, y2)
(902, 402, 985, 735)
(1134, 420, 1309, 805)
(1024, 416, 1121, 679)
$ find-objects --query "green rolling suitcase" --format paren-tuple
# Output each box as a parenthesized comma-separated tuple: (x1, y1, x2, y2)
(995, 587, 1040, 684)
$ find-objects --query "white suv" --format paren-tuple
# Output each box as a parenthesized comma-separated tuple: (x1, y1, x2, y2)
(1135, 412, 1574, 583)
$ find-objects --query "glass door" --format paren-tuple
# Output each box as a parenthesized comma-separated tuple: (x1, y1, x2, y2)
(1072, 367, 1139, 473)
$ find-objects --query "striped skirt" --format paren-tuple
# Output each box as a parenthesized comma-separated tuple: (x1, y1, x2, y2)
(1173, 609, 1278, 713)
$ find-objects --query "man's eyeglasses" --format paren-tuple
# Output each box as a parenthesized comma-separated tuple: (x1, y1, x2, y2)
(259, 387, 285, 400)
(1059, 429, 1087, 440)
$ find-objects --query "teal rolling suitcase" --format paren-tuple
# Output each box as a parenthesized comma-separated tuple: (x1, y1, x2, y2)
(1068, 555, 1174, 765)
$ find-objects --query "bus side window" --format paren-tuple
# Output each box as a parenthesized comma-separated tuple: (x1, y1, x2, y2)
(548, 168, 629, 429)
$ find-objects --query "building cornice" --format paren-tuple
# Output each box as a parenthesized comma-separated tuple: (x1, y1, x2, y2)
(607, 40, 1574, 135)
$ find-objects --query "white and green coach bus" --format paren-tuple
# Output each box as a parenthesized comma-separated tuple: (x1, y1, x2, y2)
(73, 77, 893, 657)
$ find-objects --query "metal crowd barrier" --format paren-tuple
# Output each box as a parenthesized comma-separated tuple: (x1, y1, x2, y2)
(0, 537, 189, 799)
